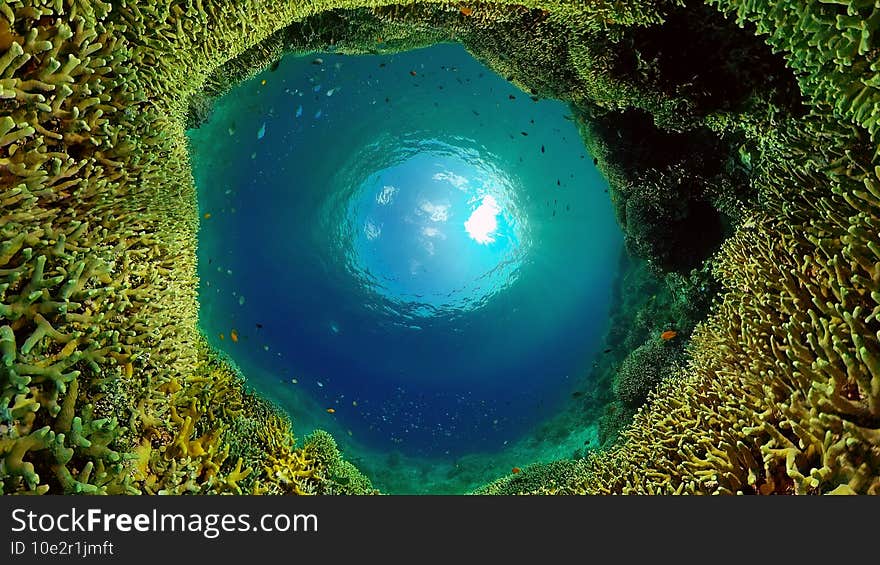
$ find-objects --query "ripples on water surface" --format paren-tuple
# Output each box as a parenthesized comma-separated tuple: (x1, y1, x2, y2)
(190, 44, 623, 464)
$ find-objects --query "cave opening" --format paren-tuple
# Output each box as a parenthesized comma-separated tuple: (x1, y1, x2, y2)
(184, 4, 802, 493)
(188, 42, 624, 493)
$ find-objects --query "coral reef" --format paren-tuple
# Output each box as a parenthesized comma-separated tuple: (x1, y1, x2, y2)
(614, 339, 683, 407)
(1, 0, 878, 496)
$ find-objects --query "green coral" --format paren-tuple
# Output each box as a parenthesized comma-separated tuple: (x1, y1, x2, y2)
(614, 339, 683, 407)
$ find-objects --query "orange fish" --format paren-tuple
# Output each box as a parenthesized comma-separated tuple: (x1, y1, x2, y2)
(219, 333, 224, 340)
(203, 212, 211, 219)
(512, 467, 521, 474)
(326, 408, 336, 414)
(409, 70, 417, 77)
(660, 330, 678, 341)
(230, 329, 239, 343)
(460, 7, 473, 16)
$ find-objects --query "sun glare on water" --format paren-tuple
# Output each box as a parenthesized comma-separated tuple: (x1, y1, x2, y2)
(464, 194, 502, 244)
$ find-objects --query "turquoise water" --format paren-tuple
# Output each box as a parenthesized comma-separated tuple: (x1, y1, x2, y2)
(189, 44, 622, 473)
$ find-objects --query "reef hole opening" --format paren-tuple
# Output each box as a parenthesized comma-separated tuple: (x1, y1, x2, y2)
(184, 3, 803, 493)
(187, 39, 629, 493)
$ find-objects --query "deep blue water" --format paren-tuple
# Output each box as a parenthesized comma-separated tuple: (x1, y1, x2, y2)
(189, 43, 622, 459)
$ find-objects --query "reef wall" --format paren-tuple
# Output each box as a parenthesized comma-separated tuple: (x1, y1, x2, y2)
(1, 0, 878, 495)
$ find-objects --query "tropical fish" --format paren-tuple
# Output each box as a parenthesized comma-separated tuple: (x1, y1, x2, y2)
(314, 109, 322, 119)
(256, 123, 266, 139)
(326, 87, 337, 97)
(352, 401, 358, 407)
(219, 333, 224, 340)
(460, 7, 473, 16)
(230, 329, 239, 342)
(295, 105, 303, 118)
(409, 70, 417, 77)
(312, 58, 323, 65)
(326, 408, 336, 414)
(203, 212, 211, 219)
(512, 467, 521, 474)
(317, 381, 324, 387)
(291, 378, 298, 384)
(313, 84, 322, 93)
(661, 330, 678, 340)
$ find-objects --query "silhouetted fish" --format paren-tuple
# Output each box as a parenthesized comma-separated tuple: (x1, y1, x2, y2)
(541, 145, 545, 153)
(269, 60, 280, 72)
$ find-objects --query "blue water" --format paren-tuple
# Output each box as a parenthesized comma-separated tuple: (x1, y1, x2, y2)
(189, 44, 622, 460)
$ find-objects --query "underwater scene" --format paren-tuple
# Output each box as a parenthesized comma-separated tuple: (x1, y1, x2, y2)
(1, 1, 879, 496)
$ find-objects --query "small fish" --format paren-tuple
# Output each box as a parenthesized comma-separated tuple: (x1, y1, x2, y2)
(260, 79, 266, 85)
(661, 330, 678, 340)
(269, 60, 280, 72)
(313, 84, 322, 93)
(256, 123, 266, 139)
(603, 348, 612, 353)
(326, 87, 337, 96)
(295, 105, 303, 118)
(227, 127, 235, 136)
(508, 94, 516, 100)
(238, 295, 245, 306)
(409, 70, 417, 77)
(571, 391, 584, 398)
(291, 378, 298, 384)
(512, 467, 521, 474)
(314, 109, 322, 119)
(460, 7, 473, 16)
(230, 329, 239, 343)
(352, 401, 358, 407)
(520, 131, 528, 136)
(203, 212, 211, 219)
(219, 333, 225, 341)
(317, 381, 324, 387)
(326, 408, 336, 414)
(541, 145, 545, 153)
(312, 58, 323, 65)
(256, 323, 263, 329)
